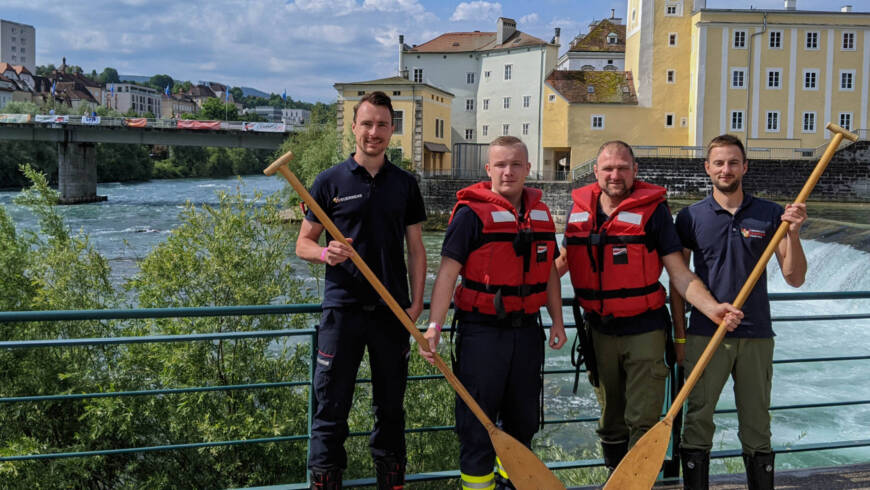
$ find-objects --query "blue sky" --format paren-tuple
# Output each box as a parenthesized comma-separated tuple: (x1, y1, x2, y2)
(3, 0, 866, 102)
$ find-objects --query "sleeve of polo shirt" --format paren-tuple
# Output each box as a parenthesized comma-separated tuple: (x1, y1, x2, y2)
(303, 172, 329, 224)
(674, 207, 698, 251)
(441, 206, 481, 265)
(647, 202, 684, 257)
(405, 177, 427, 226)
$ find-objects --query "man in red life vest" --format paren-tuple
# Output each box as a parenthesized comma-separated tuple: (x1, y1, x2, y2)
(420, 136, 567, 490)
(555, 140, 742, 476)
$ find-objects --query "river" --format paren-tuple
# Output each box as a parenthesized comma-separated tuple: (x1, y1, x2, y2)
(1, 174, 869, 474)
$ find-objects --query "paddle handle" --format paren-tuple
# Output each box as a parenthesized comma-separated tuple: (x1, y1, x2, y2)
(265, 152, 499, 433)
(664, 122, 856, 420)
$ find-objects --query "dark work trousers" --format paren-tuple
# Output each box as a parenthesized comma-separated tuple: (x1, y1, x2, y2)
(307, 306, 411, 471)
(454, 319, 545, 477)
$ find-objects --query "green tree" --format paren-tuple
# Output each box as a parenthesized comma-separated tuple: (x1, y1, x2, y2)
(149, 74, 174, 92)
(97, 67, 121, 84)
(230, 87, 243, 101)
(310, 102, 336, 125)
(199, 97, 238, 121)
(35, 64, 56, 77)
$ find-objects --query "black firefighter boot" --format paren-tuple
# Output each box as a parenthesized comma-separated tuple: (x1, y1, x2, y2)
(680, 448, 710, 490)
(601, 440, 629, 475)
(495, 473, 516, 489)
(375, 457, 405, 490)
(743, 452, 775, 490)
(310, 467, 342, 490)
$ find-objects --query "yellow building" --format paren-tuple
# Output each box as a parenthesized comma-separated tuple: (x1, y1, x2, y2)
(333, 76, 453, 174)
(545, 1, 870, 169)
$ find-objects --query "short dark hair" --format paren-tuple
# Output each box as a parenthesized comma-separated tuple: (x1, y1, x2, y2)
(353, 91, 395, 122)
(597, 140, 636, 163)
(706, 134, 746, 161)
(488, 135, 529, 162)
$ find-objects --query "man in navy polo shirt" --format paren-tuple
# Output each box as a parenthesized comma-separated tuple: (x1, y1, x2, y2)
(672, 134, 807, 490)
(296, 91, 427, 490)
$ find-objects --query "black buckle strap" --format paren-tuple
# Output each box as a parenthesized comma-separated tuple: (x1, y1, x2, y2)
(574, 282, 664, 301)
(461, 278, 547, 297)
(565, 234, 647, 246)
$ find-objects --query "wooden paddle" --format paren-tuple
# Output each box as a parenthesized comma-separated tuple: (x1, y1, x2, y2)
(265, 152, 565, 490)
(603, 122, 859, 490)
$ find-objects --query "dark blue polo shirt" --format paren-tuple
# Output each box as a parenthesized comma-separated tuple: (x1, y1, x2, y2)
(305, 155, 427, 309)
(675, 194, 783, 338)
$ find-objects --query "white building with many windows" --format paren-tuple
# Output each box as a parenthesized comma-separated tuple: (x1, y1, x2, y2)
(0, 20, 35, 74)
(399, 17, 560, 177)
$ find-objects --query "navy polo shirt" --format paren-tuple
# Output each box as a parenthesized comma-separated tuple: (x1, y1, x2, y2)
(562, 201, 683, 335)
(675, 194, 783, 338)
(305, 155, 427, 309)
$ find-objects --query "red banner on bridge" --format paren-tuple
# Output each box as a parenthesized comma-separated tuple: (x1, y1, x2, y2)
(123, 118, 148, 128)
(176, 120, 221, 130)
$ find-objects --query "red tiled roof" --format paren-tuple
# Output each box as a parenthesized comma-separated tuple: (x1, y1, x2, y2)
(547, 70, 637, 104)
(0, 62, 31, 76)
(406, 29, 549, 53)
(569, 19, 625, 53)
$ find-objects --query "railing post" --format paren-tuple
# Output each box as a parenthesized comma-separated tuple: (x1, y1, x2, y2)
(306, 327, 319, 487)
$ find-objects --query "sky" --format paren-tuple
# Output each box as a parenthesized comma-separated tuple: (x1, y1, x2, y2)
(3, 0, 867, 103)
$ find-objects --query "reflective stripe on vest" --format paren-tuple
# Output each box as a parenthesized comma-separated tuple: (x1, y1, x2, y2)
(461, 472, 495, 490)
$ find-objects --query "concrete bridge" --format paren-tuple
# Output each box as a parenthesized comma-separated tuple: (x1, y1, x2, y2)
(0, 116, 292, 203)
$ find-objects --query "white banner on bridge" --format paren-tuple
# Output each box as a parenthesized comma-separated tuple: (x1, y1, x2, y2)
(34, 115, 69, 123)
(81, 115, 101, 125)
(243, 122, 285, 132)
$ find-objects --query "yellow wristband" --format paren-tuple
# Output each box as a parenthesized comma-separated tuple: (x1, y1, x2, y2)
(674, 338, 687, 344)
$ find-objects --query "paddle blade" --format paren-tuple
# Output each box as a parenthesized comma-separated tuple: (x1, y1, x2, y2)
(603, 419, 672, 490)
(489, 427, 566, 490)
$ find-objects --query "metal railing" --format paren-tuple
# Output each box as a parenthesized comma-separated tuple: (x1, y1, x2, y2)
(0, 114, 317, 133)
(1, 291, 869, 488)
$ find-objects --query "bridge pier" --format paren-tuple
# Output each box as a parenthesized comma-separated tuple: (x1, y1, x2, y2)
(57, 142, 107, 205)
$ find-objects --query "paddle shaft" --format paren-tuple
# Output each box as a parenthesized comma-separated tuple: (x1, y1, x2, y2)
(664, 122, 856, 421)
(265, 154, 498, 434)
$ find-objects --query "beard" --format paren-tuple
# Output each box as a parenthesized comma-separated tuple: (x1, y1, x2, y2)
(712, 178, 740, 194)
(601, 181, 631, 199)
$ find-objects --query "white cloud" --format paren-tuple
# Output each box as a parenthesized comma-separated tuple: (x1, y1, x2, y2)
(519, 13, 539, 25)
(374, 27, 401, 48)
(450, 1, 502, 22)
(548, 17, 583, 35)
(288, 0, 358, 13)
(363, 0, 424, 15)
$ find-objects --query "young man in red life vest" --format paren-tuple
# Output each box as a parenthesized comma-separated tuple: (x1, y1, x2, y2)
(420, 136, 567, 490)
(554, 140, 743, 476)
(671, 135, 807, 490)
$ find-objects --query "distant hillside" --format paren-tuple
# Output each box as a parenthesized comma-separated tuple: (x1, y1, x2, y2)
(240, 86, 270, 98)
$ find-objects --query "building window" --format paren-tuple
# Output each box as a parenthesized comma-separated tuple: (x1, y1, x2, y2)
(769, 31, 782, 49)
(503, 97, 511, 109)
(466, 99, 474, 111)
(839, 112, 852, 130)
(665, 113, 675, 127)
(548, 94, 556, 102)
(734, 30, 746, 48)
(607, 33, 618, 44)
(392, 90, 401, 96)
(804, 69, 819, 90)
(802, 112, 816, 133)
(666, 69, 675, 83)
(731, 68, 746, 89)
(523, 95, 531, 108)
(730, 111, 744, 131)
(484, 71, 491, 80)
(482, 125, 488, 136)
(766, 111, 780, 132)
(466, 72, 475, 84)
(842, 32, 855, 50)
(668, 33, 677, 46)
(522, 123, 530, 135)
(840, 70, 855, 91)
(483, 98, 489, 110)
(504, 64, 512, 80)
(413, 68, 423, 83)
(591, 114, 604, 129)
(465, 129, 474, 140)
(392, 110, 404, 134)
(666, 5, 677, 15)
(502, 124, 510, 136)
(767, 69, 781, 89)
(805, 31, 819, 50)
(435, 118, 444, 138)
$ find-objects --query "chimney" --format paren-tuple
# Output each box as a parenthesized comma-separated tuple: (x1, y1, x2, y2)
(842, 5, 852, 12)
(398, 34, 405, 78)
(554, 27, 561, 46)
(496, 17, 516, 45)
(785, 0, 796, 10)
(611, 8, 615, 18)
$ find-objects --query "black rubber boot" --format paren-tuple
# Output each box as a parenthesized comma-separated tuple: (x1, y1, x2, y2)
(680, 448, 710, 490)
(375, 457, 405, 490)
(743, 452, 774, 490)
(495, 473, 516, 489)
(601, 440, 629, 474)
(310, 467, 342, 490)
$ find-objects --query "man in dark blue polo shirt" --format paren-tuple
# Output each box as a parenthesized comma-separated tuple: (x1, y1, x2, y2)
(672, 134, 807, 490)
(296, 91, 426, 490)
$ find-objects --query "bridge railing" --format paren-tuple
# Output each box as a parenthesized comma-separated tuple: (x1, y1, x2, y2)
(1, 292, 869, 488)
(1, 114, 309, 133)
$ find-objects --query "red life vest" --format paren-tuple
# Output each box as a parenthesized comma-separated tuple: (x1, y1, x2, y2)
(564, 181, 667, 319)
(451, 182, 557, 316)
